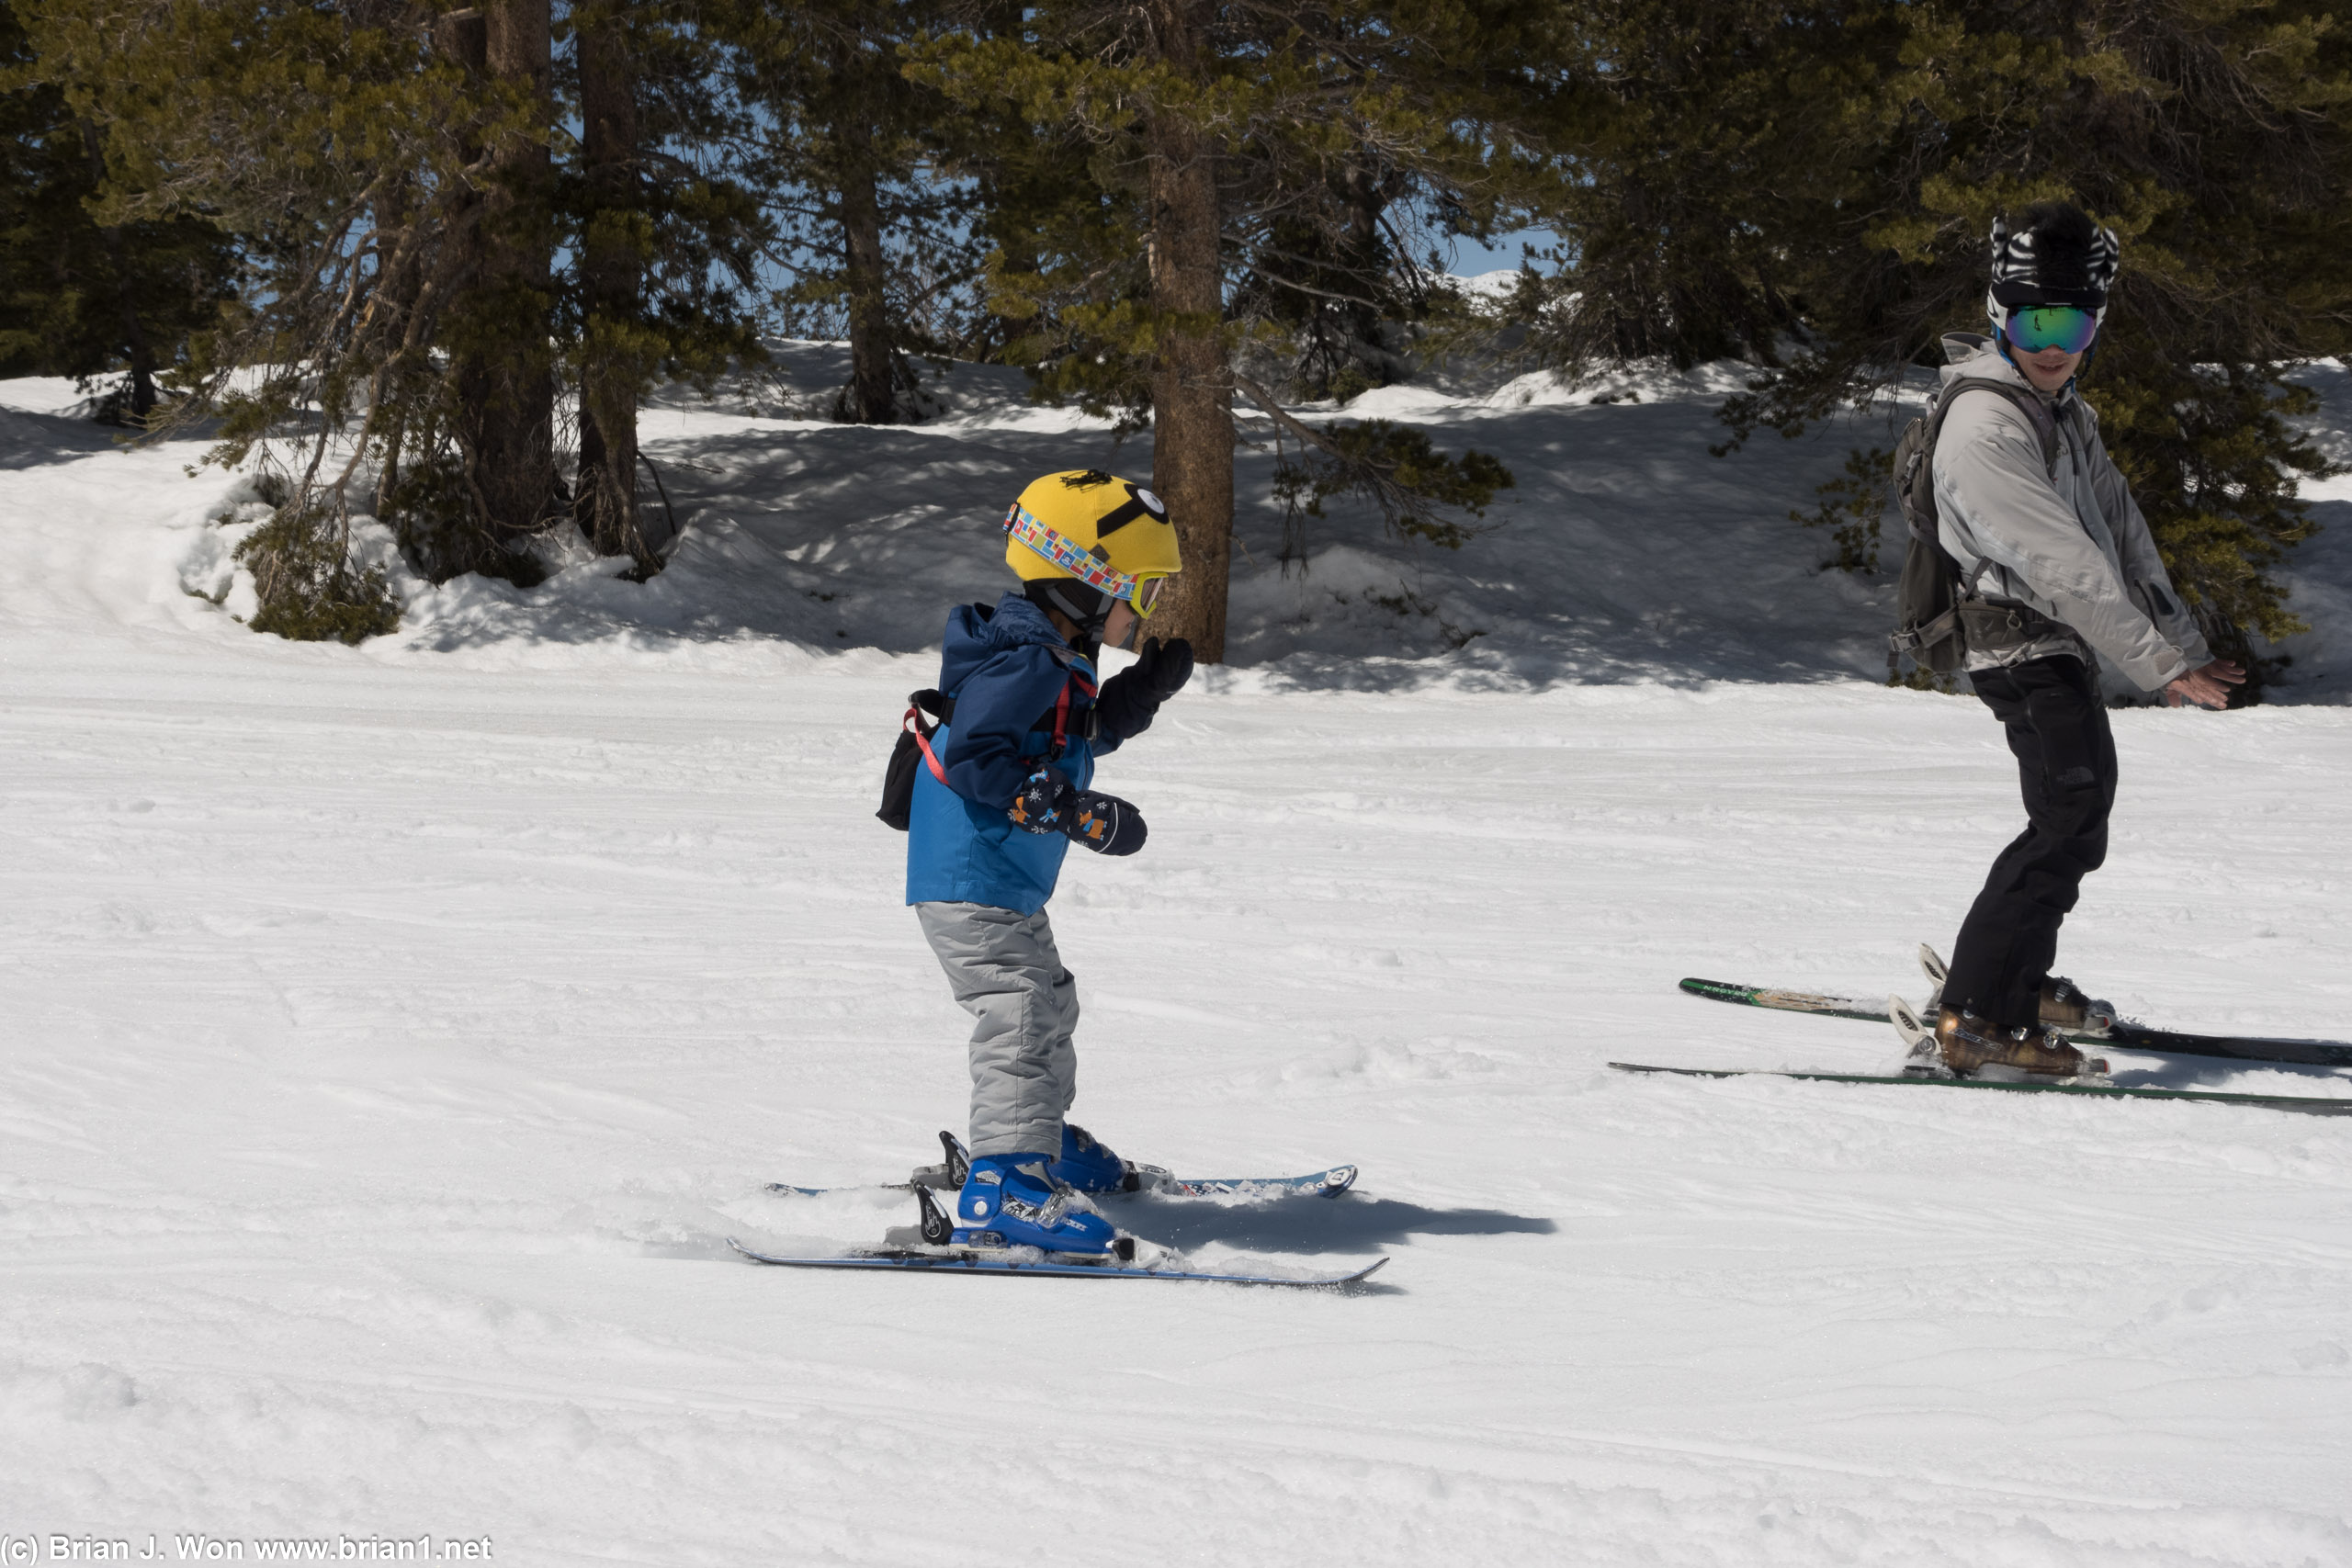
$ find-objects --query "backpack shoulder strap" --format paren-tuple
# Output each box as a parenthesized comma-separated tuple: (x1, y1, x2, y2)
(1932, 376, 2060, 479)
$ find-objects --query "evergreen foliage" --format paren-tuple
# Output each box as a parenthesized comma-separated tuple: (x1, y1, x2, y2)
(235, 493, 404, 645)
(1791, 445, 1894, 574)
(8, 0, 2346, 672)
(0, 0, 234, 420)
(914, 0, 1550, 660)
(1528, 0, 2352, 694)
(16, 0, 765, 638)
(1262, 401, 1515, 564)
(560, 1, 768, 570)
(729, 0, 981, 422)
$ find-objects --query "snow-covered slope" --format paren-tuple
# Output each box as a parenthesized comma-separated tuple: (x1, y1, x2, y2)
(2, 349, 2348, 1566)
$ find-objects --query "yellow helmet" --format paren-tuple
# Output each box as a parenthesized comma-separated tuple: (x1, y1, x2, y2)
(1002, 470, 1183, 604)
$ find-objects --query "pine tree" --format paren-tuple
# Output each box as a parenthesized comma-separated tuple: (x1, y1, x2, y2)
(1531, 0, 2352, 694)
(445, 0, 561, 555)
(18, 0, 763, 617)
(730, 0, 982, 423)
(0, 0, 233, 420)
(573, 0, 646, 563)
(917, 0, 1548, 660)
(561, 1, 766, 570)
(1502, 0, 1863, 372)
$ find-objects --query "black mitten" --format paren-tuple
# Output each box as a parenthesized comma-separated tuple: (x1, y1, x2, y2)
(1008, 765, 1074, 834)
(1062, 789, 1148, 856)
(1095, 637, 1194, 740)
(1131, 637, 1194, 702)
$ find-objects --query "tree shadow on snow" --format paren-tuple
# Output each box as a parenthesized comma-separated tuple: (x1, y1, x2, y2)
(0, 407, 139, 469)
(1125, 1192, 1557, 1255)
(387, 384, 1910, 690)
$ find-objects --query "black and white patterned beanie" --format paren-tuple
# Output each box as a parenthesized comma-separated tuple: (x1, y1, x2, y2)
(1988, 203, 2120, 310)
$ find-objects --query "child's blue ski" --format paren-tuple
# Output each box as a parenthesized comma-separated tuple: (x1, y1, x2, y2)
(728, 1236, 1387, 1289)
(766, 1167, 1358, 1200)
(1156, 1168, 1359, 1199)
(766, 1131, 1358, 1201)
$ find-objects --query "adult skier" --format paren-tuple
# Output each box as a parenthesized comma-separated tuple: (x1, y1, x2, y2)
(905, 469, 1193, 1255)
(1917, 202, 2244, 1079)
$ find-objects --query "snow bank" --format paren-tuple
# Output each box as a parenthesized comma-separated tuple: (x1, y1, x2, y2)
(6, 343, 2346, 699)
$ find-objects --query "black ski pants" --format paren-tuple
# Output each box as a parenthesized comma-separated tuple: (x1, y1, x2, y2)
(1942, 654, 2120, 1032)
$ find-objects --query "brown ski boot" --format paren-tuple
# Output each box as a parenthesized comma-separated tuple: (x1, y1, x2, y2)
(1933, 1007, 2109, 1080)
(2038, 976, 2117, 1035)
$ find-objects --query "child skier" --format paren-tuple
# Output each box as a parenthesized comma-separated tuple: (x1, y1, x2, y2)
(906, 468, 1193, 1256)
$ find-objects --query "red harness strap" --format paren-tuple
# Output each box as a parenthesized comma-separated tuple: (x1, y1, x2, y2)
(1054, 672, 1099, 754)
(907, 705, 950, 786)
(919, 670, 1097, 790)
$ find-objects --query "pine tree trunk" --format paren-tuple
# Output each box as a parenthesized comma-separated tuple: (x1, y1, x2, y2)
(1142, 0, 1233, 662)
(78, 120, 157, 423)
(423, 8, 490, 579)
(838, 156, 897, 424)
(833, 51, 898, 425)
(457, 0, 556, 549)
(369, 174, 412, 518)
(575, 0, 645, 566)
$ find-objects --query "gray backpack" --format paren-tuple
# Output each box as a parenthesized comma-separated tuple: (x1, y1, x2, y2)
(1888, 378, 2066, 676)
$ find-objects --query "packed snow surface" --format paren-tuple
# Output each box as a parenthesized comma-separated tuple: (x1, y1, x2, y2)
(3, 337, 2350, 1565)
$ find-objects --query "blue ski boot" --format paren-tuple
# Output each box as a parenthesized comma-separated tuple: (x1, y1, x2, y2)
(1046, 1123, 1136, 1194)
(954, 1155, 1122, 1256)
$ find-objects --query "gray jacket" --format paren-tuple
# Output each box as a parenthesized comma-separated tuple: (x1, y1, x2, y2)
(1929, 333, 2210, 692)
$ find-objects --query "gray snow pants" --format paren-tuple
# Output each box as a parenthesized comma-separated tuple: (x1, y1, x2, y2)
(914, 901, 1079, 1160)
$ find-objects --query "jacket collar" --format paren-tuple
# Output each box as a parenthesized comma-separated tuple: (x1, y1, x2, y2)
(1940, 331, 2075, 407)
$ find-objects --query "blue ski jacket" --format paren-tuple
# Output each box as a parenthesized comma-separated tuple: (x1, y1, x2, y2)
(905, 593, 1143, 914)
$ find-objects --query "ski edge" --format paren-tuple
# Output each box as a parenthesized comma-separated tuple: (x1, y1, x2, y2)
(725, 1236, 1389, 1288)
(1610, 1061, 2352, 1115)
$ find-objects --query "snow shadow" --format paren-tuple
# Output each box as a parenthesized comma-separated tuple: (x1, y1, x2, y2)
(379, 349, 1910, 689)
(390, 370, 1153, 658)
(2104, 1055, 2352, 1098)
(0, 406, 135, 468)
(1125, 1192, 1558, 1256)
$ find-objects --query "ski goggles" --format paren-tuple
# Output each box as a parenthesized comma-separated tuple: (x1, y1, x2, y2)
(1005, 503, 1177, 618)
(1996, 302, 2102, 355)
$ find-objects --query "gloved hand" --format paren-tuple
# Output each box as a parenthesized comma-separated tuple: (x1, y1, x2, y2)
(1008, 765, 1074, 834)
(1062, 788, 1147, 856)
(1007, 765, 1148, 855)
(1129, 637, 1193, 703)
(1095, 637, 1193, 741)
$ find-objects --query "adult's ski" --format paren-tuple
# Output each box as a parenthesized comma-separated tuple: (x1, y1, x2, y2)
(728, 1236, 1388, 1288)
(1679, 971, 2352, 1068)
(1611, 1060, 2352, 1116)
(767, 1131, 1360, 1201)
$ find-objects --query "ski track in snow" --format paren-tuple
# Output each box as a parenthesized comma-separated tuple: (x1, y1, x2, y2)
(2, 340, 2349, 1564)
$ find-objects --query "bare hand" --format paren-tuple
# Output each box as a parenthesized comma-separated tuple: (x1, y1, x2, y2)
(2163, 660, 2246, 710)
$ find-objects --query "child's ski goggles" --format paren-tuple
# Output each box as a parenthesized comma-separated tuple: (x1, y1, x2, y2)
(1005, 504, 1177, 618)
(1996, 302, 2102, 355)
